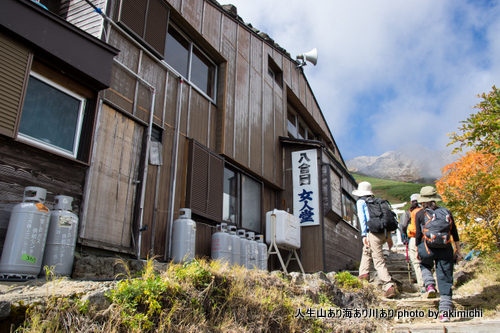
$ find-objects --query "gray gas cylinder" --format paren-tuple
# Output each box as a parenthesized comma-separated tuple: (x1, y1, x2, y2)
(41, 195, 78, 276)
(171, 208, 196, 263)
(228, 225, 240, 267)
(246, 231, 258, 270)
(256, 235, 268, 271)
(211, 223, 231, 264)
(0, 187, 51, 279)
(237, 229, 249, 268)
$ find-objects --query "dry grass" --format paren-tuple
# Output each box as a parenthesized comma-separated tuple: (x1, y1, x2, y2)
(12, 259, 382, 333)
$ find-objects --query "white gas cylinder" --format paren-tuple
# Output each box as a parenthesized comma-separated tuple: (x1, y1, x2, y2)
(211, 223, 231, 264)
(237, 229, 249, 268)
(246, 231, 258, 270)
(171, 208, 196, 263)
(256, 234, 268, 271)
(228, 225, 240, 267)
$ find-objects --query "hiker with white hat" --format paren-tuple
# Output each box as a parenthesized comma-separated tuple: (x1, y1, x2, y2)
(414, 186, 462, 322)
(353, 181, 397, 299)
(400, 194, 425, 292)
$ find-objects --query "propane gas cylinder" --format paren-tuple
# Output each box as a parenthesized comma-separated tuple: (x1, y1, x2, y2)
(41, 195, 78, 276)
(0, 187, 51, 279)
(237, 229, 249, 268)
(211, 223, 231, 264)
(256, 234, 268, 271)
(228, 225, 240, 267)
(171, 208, 196, 263)
(246, 231, 258, 270)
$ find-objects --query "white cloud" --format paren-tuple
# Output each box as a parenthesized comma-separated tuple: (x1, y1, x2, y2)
(224, 0, 500, 159)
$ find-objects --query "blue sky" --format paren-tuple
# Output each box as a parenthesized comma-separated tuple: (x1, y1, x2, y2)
(224, 0, 500, 160)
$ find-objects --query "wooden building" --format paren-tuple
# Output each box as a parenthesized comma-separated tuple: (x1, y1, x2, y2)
(0, 0, 362, 274)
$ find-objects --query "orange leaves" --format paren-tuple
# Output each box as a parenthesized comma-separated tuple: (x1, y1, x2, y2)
(437, 150, 500, 252)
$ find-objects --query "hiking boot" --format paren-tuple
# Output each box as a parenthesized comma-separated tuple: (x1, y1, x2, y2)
(358, 274, 370, 281)
(439, 312, 450, 322)
(426, 285, 436, 299)
(385, 286, 397, 299)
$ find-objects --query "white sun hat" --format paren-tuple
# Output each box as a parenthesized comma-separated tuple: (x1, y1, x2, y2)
(352, 181, 373, 197)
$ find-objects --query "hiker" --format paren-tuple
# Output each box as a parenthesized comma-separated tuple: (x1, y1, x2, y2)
(400, 194, 425, 292)
(353, 181, 397, 298)
(415, 186, 462, 322)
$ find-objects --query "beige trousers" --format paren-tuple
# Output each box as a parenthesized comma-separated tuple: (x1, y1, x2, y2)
(409, 237, 424, 287)
(359, 232, 394, 291)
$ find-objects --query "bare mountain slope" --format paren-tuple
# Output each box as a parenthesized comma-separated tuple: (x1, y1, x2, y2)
(346, 144, 457, 182)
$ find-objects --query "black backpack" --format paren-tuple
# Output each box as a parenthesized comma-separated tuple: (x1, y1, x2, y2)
(362, 197, 399, 235)
(423, 207, 453, 249)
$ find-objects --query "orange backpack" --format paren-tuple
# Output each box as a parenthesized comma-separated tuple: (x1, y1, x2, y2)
(407, 207, 422, 237)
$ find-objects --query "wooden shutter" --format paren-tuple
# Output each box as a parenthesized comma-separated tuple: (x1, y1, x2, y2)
(186, 140, 223, 222)
(144, 0, 169, 56)
(117, 0, 147, 40)
(0, 33, 32, 138)
(117, 0, 168, 57)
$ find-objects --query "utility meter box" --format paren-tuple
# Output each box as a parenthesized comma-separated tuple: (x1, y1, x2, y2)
(265, 209, 300, 250)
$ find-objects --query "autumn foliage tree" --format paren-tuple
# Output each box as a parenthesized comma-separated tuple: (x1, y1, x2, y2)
(438, 86, 500, 253)
(437, 150, 500, 252)
(448, 86, 500, 155)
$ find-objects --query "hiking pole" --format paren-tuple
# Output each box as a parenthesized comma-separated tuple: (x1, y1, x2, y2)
(405, 241, 411, 285)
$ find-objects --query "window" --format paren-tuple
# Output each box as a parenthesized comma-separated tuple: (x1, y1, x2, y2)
(18, 72, 85, 158)
(287, 106, 315, 140)
(223, 166, 262, 233)
(268, 55, 283, 88)
(165, 24, 217, 100)
(342, 193, 358, 228)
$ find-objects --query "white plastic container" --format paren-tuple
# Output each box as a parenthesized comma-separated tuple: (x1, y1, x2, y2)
(0, 187, 51, 279)
(265, 209, 301, 250)
(41, 195, 78, 276)
(237, 229, 249, 268)
(256, 234, 268, 271)
(211, 223, 231, 264)
(246, 231, 258, 270)
(228, 225, 240, 266)
(171, 208, 196, 263)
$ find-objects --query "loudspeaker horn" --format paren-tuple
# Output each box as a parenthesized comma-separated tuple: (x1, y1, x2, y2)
(296, 48, 318, 67)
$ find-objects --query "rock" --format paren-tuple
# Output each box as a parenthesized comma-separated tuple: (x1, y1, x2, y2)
(81, 290, 111, 312)
(0, 301, 11, 320)
(454, 271, 472, 287)
(289, 272, 304, 285)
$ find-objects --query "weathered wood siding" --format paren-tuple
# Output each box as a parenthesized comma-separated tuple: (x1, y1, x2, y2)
(81, 105, 143, 250)
(0, 137, 86, 254)
(324, 217, 362, 272)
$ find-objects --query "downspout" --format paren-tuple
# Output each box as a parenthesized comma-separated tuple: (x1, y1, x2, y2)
(112, 59, 156, 259)
(166, 77, 184, 261)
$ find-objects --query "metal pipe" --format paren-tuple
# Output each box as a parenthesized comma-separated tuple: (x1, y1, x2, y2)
(166, 77, 183, 261)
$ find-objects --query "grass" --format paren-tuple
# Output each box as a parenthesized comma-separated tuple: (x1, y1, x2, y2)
(351, 172, 436, 209)
(454, 255, 500, 315)
(8, 254, 500, 332)
(12, 259, 380, 332)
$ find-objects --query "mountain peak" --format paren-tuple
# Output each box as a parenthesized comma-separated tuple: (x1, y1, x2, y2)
(346, 146, 457, 182)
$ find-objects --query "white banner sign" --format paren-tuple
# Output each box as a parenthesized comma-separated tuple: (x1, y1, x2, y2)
(292, 149, 320, 226)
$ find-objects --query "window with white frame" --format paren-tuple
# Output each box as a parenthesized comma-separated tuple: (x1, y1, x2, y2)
(18, 72, 85, 158)
(223, 165, 262, 233)
(165, 24, 217, 100)
(287, 106, 315, 140)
